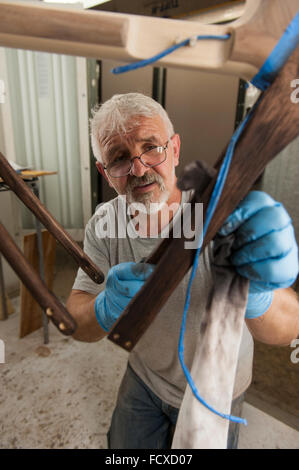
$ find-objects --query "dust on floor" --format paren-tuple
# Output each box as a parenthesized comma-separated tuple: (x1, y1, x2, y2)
(0, 301, 128, 449)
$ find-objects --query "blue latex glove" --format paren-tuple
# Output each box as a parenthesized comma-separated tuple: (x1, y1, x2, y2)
(218, 191, 299, 319)
(95, 261, 155, 332)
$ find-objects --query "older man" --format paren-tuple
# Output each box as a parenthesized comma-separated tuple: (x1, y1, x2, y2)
(66, 93, 299, 449)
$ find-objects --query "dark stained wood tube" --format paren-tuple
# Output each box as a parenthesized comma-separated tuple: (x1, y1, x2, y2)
(0, 152, 104, 285)
(109, 46, 299, 351)
(0, 222, 76, 335)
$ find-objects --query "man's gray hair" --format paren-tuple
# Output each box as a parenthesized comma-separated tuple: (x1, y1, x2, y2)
(90, 92, 175, 163)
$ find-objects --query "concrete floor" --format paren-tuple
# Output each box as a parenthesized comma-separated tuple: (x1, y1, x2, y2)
(1, 298, 298, 449)
(0, 299, 128, 449)
(0, 244, 298, 449)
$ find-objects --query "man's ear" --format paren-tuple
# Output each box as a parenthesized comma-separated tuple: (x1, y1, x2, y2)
(171, 134, 181, 167)
(96, 162, 114, 188)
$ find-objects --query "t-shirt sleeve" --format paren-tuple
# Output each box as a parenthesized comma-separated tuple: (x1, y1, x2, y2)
(72, 216, 110, 295)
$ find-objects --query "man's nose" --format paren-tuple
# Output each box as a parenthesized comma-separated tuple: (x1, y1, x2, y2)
(130, 157, 150, 177)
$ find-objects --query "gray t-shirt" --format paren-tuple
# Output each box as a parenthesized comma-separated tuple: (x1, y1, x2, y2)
(73, 191, 253, 408)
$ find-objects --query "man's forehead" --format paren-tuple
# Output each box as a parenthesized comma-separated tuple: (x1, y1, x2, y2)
(101, 115, 167, 153)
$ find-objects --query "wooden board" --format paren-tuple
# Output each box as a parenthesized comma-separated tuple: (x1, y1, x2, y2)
(20, 170, 57, 178)
(0, 170, 57, 184)
(19, 230, 56, 338)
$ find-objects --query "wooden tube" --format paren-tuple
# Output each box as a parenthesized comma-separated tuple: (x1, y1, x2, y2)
(0, 2, 128, 48)
(0, 222, 77, 335)
(0, 153, 104, 285)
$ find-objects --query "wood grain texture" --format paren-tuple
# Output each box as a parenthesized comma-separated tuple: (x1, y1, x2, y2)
(231, 0, 299, 70)
(0, 222, 77, 336)
(0, 153, 104, 285)
(0, 2, 128, 48)
(108, 46, 299, 351)
(0, 171, 57, 183)
(20, 231, 56, 338)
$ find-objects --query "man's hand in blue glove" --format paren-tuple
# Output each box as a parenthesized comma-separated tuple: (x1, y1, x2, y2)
(95, 261, 155, 332)
(219, 191, 299, 319)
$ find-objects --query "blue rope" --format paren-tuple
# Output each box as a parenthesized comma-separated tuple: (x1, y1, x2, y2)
(110, 11, 299, 427)
(251, 9, 299, 90)
(111, 34, 230, 74)
(178, 106, 257, 426)
(178, 9, 299, 426)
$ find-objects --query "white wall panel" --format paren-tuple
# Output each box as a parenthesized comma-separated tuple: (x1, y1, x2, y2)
(0, 47, 22, 293)
(4, 48, 84, 231)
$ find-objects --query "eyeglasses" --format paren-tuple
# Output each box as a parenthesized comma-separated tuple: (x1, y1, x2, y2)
(103, 140, 170, 178)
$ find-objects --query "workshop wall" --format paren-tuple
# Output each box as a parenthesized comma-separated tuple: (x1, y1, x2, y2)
(259, 137, 299, 254)
(166, 67, 239, 171)
(4, 48, 84, 232)
(0, 193, 21, 294)
(0, 111, 21, 293)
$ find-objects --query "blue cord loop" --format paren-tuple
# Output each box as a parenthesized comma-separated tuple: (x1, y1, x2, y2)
(111, 34, 230, 74)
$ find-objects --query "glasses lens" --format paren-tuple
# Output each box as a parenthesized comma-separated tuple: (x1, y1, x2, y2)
(107, 144, 167, 177)
(141, 146, 166, 167)
(108, 158, 131, 177)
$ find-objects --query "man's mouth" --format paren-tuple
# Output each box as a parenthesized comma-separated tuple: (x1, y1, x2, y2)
(133, 182, 157, 193)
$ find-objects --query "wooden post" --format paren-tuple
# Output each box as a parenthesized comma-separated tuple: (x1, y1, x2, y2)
(19, 231, 56, 338)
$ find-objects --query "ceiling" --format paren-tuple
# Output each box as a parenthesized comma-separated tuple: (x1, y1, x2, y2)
(88, 0, 245, 22)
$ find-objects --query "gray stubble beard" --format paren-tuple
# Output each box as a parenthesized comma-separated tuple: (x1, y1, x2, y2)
(124, 172, 170, 214)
